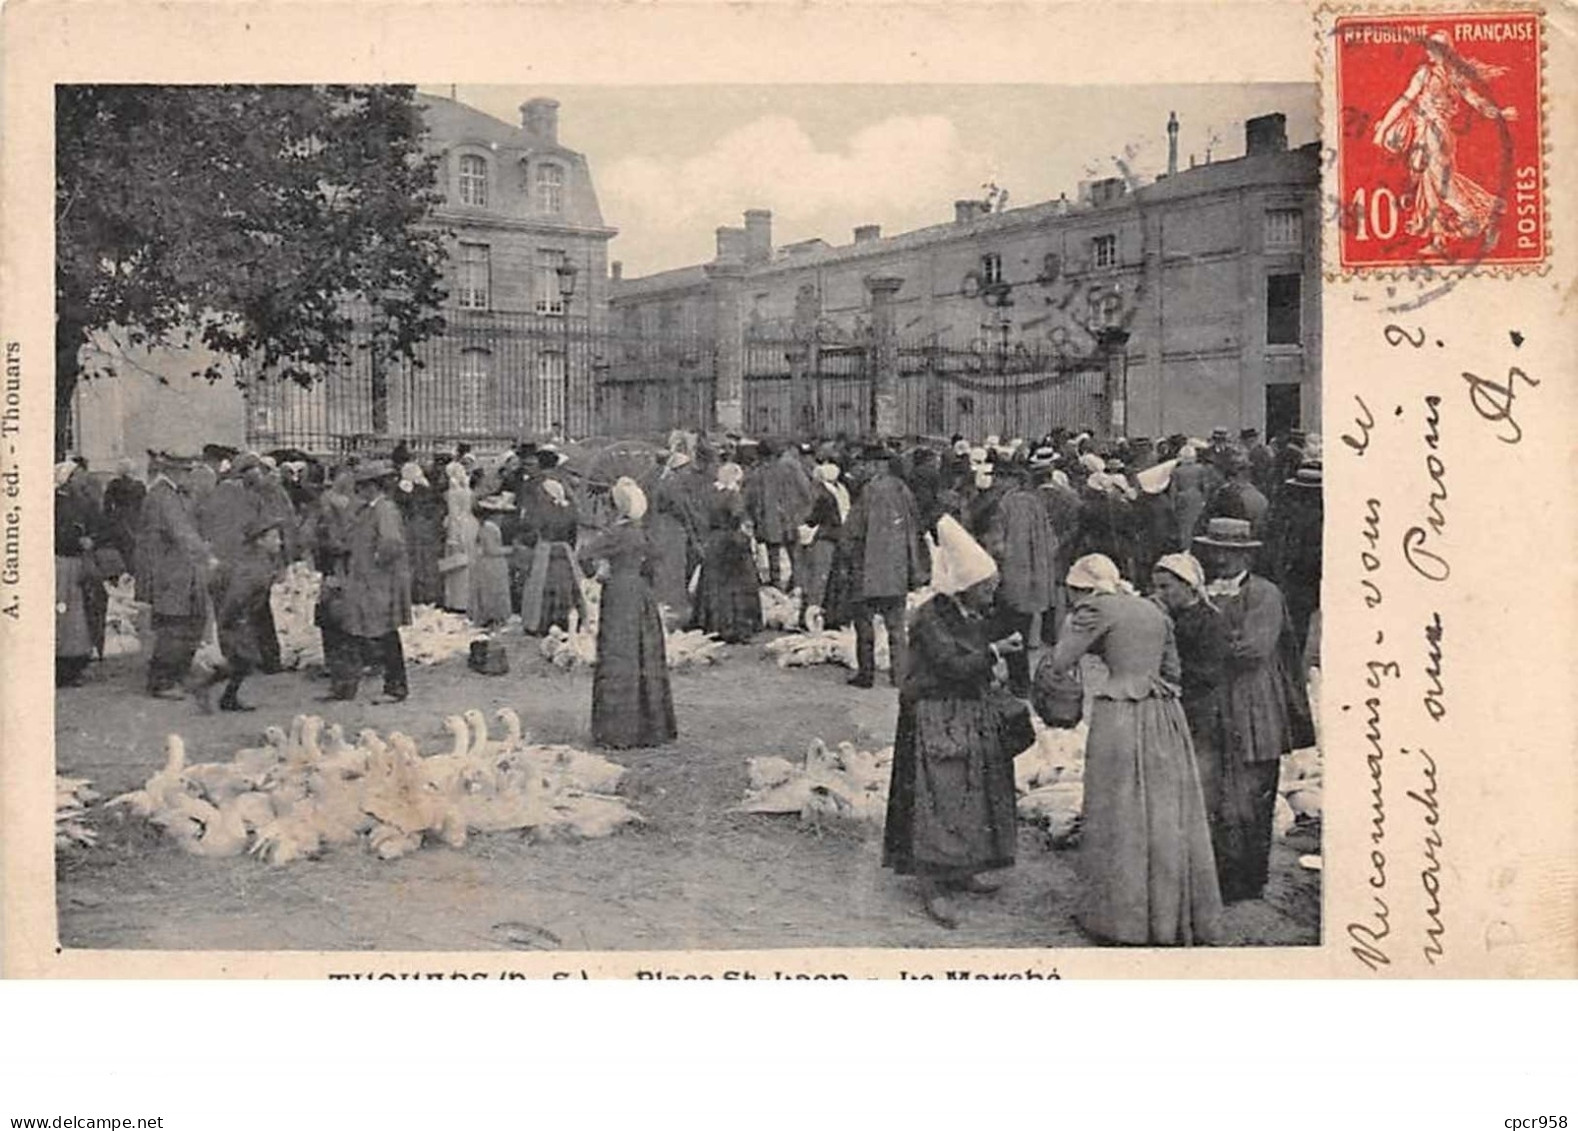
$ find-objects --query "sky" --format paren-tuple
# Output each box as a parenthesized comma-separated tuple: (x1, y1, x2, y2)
(421, 84, 1318, 278)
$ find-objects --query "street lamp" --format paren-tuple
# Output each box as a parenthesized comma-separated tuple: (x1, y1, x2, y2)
(555, 260, 579, 435)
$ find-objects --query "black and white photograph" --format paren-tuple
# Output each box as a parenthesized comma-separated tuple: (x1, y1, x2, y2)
(3, 1, 1576, 1124)
(50, 79, 1328, 952)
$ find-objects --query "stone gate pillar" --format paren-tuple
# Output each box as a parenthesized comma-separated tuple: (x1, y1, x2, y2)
(706, 261, 746, 433)
(865, 275, 904, 439)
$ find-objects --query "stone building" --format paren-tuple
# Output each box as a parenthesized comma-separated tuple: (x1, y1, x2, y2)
(72, 90, 616, 464)
(610, 112, 1320, 442)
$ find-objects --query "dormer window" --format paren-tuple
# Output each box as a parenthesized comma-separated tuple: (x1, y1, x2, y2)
(536, 163, 563, 214)
(458, 154, 488, 207)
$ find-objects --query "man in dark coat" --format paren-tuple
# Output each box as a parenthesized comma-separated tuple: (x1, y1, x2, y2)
(749, 439, 813, 591)
(1199, 447, 1271, 575)
(1195, 517, 1314, 903)
(327, 462, 412, 703)
(979, 465, 1057, 696)
(844, 452, 930, 688)
(135, 453, 218, 700)
(101, 458, 146, 567)
(1242, 428, 1276, 497)
(1265, 458, 1323, 670)
(905, 447, 945, 536)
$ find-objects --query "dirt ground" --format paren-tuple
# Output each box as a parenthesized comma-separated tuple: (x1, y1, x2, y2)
(55, 636, 1320, 953)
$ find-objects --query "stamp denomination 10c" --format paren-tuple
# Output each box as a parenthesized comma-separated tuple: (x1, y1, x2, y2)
(1334, 10, 1545, 271)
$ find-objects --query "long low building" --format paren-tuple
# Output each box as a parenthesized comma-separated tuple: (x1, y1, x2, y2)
(611, 111, 1320, 442)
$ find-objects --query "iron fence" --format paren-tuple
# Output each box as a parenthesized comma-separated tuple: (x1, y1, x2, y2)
(243, 311, 1110, 454)
(244, 308, 715, 455)
(743, 332, 1110, 441)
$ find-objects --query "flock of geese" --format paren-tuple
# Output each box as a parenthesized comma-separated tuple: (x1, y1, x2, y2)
(105, 708, 642, 864)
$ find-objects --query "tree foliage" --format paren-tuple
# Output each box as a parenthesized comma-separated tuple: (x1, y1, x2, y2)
(55, 84, 450, 447)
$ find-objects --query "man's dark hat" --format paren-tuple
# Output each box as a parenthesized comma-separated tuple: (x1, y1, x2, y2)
(1240, 427, 1260, 440)
(353, 460, 396, 485)
(243, 517, 285, 543)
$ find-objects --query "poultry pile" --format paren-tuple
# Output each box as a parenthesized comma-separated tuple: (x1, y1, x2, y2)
(268, 564, 485, 669)
(759, 587, 803, 632)
(270, 560, 324, 668)
(103, 576, 142, 657)
(103, 707, 642, 865)
(401, 604, 488, 666)
(736, 738, 894, 827)
(1275, 744, 1323, 839)
(763, 626, 890, 672)
(1014, 716, 1088, 847)
(56, 776, 100, 848)
(538, 623, 725, 670)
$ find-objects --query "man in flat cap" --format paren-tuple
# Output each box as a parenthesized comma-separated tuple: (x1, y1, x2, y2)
(134, 452, 220, 703)
(325, 461, 411, 703)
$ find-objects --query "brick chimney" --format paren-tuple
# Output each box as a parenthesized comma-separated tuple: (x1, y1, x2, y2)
(1167, 111, 1179, 177)
(520, 98, 560, 146)
(715, 226, 747, 264)
(1245, 113, 1287, 157)
(955, 199, 986, 225)
(743, 209, 772, 264)
(854, 224, 881, 244)
(610, 261, 623, 282)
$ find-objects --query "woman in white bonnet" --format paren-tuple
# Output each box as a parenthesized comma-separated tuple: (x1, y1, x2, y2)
(440, 458, 478, 614)
(882, 515, 1025, 929)
(577, 478, 677, 749)
(796, 461, 849, 628)
(1045, 552, 1222, 945)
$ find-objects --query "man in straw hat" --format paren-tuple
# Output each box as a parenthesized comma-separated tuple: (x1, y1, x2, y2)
(135, 451, 222, 704)
(882, 515, 1024, 928)
(325, 461, 411, 703)
(1192, 517, 1313, 903)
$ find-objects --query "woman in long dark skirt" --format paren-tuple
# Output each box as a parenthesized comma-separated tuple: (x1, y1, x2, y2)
(690, 462, 762, 643)
(578, 479, 677, 750)
(1150, 552, 1243, 899)
(521, 478, 586, 635)
(883, 515, 1024, 929)
(1047, 553, 1222, 945)
(395, 463, 444, 607)
(647, 452, 701, 625)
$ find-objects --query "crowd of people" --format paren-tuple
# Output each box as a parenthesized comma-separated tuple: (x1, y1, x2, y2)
(55, 421, 1321, 944)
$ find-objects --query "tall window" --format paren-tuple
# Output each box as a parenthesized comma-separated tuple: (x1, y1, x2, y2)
(455, 243, 491, 310)
(536, 163, 564, 214)
(1265, 207, 1303, 248)
(457, 154, 488, 207)
(1266, 273, 1302, 345)
(457, 349, 491, 434)
(536, 351, 566, 429)
(980, 252, 1003, 285)
(534, 249, 567, 314)
(1092, 234, 1117, 269)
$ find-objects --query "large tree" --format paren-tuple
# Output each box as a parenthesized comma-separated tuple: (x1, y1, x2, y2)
(55, 84, 449, 456)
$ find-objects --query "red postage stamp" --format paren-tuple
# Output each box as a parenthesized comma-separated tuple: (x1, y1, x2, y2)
(1334, 10, 1545, 270)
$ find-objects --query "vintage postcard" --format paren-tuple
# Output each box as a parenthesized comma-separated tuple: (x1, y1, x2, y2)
(1, 0, 1572, 980)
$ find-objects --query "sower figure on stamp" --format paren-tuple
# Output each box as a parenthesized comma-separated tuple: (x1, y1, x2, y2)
(1372, 30, 1517, 256)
